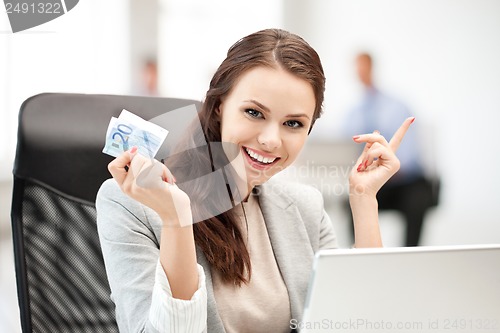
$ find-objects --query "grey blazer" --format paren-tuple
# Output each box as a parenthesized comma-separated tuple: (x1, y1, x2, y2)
(96, 177, 338, 333)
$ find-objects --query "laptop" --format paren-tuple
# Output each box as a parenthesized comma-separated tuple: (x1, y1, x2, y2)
(299, 244, 500, 333)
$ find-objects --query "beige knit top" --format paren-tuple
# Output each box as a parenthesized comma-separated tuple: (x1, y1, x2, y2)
(211, 193, 292, 333)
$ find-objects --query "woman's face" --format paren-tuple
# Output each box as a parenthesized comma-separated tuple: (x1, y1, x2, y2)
(218, 66, 316, 189)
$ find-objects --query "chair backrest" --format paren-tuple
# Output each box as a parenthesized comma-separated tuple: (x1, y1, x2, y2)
(11, 93, 201, 333)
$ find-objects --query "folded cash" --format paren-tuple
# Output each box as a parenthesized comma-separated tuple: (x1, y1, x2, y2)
(102, 109, 169, 158)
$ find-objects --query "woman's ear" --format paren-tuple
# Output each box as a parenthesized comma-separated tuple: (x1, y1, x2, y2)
(215, 103, 223, 120)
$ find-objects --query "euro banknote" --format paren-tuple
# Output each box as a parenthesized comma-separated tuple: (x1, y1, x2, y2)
(102, 109, 169, 158)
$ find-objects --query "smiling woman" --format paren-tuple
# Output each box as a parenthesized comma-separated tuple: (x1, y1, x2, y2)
(96, 28, 412, 333)
(218, 66, 316, 190)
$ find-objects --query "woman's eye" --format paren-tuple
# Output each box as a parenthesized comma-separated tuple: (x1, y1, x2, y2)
(245, 108, 263, 118)
(284, 120, 304, 128)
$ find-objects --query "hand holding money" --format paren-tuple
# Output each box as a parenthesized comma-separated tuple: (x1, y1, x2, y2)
(102, 109, 169, 159)
(107, 146, 192, 227)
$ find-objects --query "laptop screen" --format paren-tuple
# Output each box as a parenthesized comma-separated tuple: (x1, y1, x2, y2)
(299, 245, 500, 333)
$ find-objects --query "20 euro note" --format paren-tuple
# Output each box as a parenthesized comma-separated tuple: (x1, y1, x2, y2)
(102, 110, 169, 158)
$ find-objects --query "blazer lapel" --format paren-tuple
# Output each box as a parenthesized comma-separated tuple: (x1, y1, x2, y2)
(258, 182, 315, 321)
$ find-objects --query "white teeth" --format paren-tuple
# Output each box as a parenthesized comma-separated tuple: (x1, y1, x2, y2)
(245, 148, 276, 164)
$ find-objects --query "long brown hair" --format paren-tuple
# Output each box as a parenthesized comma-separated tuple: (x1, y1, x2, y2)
(191, 28, 325, 285)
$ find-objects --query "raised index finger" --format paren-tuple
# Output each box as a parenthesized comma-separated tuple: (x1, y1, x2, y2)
(388, 117, 415, 152)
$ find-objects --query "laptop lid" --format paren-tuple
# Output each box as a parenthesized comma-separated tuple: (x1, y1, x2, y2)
(299, 244, 500, 333)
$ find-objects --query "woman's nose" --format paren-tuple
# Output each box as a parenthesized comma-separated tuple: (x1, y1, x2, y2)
(257, 123, 282, 151)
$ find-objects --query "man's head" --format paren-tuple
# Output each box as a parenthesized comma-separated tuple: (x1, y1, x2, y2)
(356, 52, 373, 88)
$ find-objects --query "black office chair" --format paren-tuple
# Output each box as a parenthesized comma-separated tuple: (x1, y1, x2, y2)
(11, 93, 200, 332)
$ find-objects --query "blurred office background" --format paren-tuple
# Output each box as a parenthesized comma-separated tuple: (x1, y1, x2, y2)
(1, 0, 500, 331)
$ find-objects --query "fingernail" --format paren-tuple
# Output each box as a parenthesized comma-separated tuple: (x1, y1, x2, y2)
(410, 117, 415, 124)
(357, 163, 363, 172)
(352, 135, 360, 141)
(130, 146, 138, 154)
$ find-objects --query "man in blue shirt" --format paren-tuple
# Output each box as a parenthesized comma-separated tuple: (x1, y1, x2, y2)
(344, 53, 437, 246)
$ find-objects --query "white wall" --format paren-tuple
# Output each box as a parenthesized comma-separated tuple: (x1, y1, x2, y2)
(158, 0, 284, 100)
(0, 0, 131, 181)
(284, 0, 500, 246)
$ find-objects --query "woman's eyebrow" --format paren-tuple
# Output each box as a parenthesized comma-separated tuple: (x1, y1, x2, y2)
(244, 99, 311, 119)
(286, 113, 310, 120)
(244, 99, 270, 112)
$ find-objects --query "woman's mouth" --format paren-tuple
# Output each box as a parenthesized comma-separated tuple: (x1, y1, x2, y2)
(242, 146, 280, 170)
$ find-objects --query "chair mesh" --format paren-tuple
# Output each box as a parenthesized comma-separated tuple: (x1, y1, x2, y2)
(20, 181, 118, 333)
